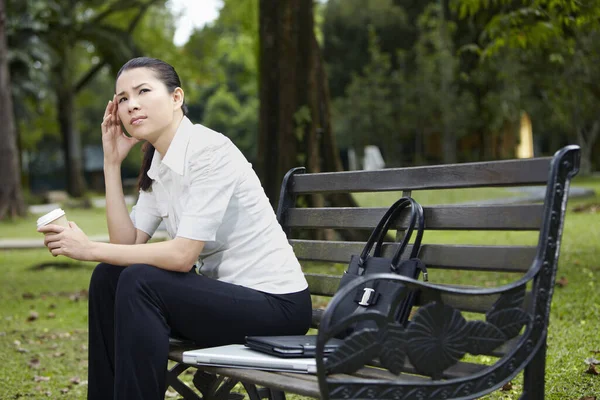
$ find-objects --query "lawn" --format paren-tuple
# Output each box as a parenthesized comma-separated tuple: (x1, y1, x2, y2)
(0, 176, 598, 399)
(0, 206, 109, 239)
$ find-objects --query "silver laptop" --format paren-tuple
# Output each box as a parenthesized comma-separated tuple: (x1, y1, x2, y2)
(182, 344, 317, 374)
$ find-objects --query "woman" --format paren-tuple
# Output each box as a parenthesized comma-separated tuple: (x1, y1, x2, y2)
(39, 57, 312, 400)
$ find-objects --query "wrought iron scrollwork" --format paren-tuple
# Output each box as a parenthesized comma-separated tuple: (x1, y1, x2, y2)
(324, 287, 530, 379)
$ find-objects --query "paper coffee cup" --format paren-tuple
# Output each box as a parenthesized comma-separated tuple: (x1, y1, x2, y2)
(36, 208, 69, 233)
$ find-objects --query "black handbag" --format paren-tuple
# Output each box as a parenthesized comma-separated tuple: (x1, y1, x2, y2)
(330, 197, 427, 336)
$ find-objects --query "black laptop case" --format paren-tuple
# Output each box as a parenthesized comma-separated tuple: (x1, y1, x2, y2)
(244, 335, 343, 358)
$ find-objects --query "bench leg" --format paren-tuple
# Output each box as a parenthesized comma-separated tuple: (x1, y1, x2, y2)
(242, 383, 286, 400)
(521, 337, 546, 400)
(166, 363, 202, 400)
(269, 388, 286, 400)
(192, 370, 244, 400)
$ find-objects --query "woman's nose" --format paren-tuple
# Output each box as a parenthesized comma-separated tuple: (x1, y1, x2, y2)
(128, 98, 140, 112)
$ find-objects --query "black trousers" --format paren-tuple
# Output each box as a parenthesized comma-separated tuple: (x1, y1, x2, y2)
(87, 263, 312, 400)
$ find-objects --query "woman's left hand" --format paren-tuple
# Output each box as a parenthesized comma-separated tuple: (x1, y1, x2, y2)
(39, 222, 94, 261)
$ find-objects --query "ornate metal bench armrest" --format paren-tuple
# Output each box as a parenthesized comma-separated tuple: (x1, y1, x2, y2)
(315, 273, 534, 382)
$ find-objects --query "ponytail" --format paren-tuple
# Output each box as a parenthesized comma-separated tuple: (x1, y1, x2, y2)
(138, 142, 155, 192)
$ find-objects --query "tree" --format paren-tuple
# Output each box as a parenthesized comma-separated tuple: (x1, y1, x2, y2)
(332, 28, 397, 164)
(9, 0, 162, 197)
(322, 0, 409, 98)
(457, 0, 600, 172)
(0, 0, 26, 219)
(258, 0, 365, 240)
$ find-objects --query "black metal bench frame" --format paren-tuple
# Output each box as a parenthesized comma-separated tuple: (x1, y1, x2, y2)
(167, 145, 580, 400)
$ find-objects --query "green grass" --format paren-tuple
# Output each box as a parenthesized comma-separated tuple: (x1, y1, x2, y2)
(0, 206, 109, 239)
(0, 179, 598, 399)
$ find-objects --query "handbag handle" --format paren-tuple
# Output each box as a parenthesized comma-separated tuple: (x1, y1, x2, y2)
(374, 197, 424, 268)
(358, 198, 417, 270)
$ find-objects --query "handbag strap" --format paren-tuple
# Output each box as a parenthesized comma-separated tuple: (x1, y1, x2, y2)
(373, 197, 424, 268)
(358, 197, 413, 268)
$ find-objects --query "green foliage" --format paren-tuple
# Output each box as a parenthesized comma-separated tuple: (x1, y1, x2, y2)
(333, 27, 396, 156)
(202, 86, 258, 161)
(323, 0, 409, 97)
(181, 0, 259, 161)
(454, 0, 600, 171)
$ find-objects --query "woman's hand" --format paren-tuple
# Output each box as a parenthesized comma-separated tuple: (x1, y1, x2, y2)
(39, 222, 95, 261)
(101, 95, 140, 165)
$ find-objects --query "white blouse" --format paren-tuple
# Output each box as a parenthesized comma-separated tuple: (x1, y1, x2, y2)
(130, 117, 308, 294)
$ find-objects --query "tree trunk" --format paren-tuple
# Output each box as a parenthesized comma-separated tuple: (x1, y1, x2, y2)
(576, 121, 599, 176)
(0, 0, 26, 219)
(55, 49, 86, 198)
(258, 0, 300, 204)
(258, 0, 367, 240)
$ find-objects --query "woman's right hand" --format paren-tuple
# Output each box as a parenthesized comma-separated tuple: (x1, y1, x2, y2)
(101, 95, 140, 165)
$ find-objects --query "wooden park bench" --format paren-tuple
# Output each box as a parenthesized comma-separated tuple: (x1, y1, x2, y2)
(167, 145, 580, 400)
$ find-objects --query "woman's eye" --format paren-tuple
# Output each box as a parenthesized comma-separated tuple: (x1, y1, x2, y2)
(140, 88, 150, 94)
(118, 97, 127, 103)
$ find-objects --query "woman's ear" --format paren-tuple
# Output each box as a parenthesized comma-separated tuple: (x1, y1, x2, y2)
(172, 87, 184, 110)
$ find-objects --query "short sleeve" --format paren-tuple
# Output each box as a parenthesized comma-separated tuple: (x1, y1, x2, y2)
(176, 144, 238, 241)
(130, 189, 163, 237)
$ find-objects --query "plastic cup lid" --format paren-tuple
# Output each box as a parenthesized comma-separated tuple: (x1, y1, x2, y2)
(36, 208, 66, 229)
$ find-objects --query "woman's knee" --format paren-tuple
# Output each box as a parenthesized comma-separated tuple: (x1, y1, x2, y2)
(115, 264, 164, 297)
(89, 262, 125, 291)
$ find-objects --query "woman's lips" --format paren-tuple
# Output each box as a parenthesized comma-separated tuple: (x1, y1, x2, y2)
(130, 116, 146, 125)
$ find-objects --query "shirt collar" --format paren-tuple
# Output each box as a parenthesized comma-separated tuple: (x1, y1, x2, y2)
(146, 116, 194, 179)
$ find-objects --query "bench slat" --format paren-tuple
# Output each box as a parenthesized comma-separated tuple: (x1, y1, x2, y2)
(286, 204, 543, 230)
(295, 241, 537, 272)
(291, 157, 551, 193)
(201, 366, 321, 398)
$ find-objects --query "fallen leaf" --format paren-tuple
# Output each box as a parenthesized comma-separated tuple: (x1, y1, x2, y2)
(53, 352, 65, 358)
(572, 203, 600, 213)
(60, 388, 69, 394)
(556, 276, 568, 288)
(81, 344, 88, 351)
(592, 350, 600, 354)
(50, 343, 58, 349)
(16, 347, 29, 353)
(13, 340, 21, 346)
(49, 304, 56, 309)
(69, 377, 81, 385)
(34, 375, 50, 382)
(501, 381, 513, 391)
(585, 357, 600, 365)
(47, 313, 56, 319)
(27, 311, 39, 322)
(586, 364, 599, 375)
(28, 358, 41, 369)
(22, 292, 35, 299)
(579, 396, 597, 400)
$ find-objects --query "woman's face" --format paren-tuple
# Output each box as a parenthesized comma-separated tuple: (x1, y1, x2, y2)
(115, 67, 181, 142)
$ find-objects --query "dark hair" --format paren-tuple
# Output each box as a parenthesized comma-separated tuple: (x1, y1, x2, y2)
(116, 57, 188, 192)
